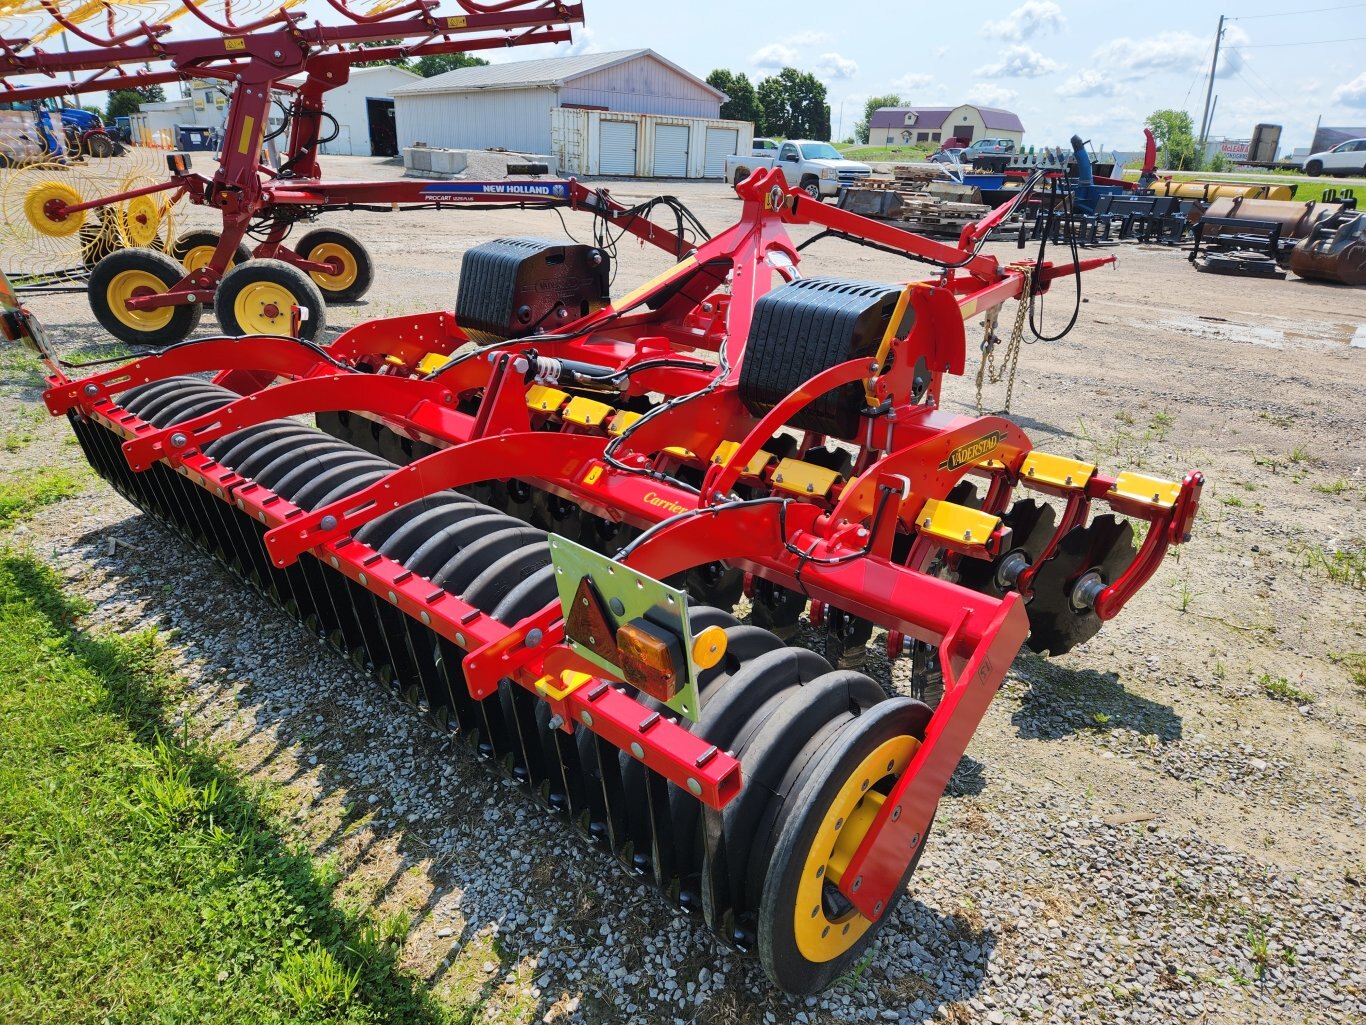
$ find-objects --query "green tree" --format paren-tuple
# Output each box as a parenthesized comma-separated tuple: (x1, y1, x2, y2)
(756, 67, 830, 140)
(706, 69, 760, 125)
(414, 51, 489, 77)
(133, 85, 164, 103)
(105, 90, 143, 121)
(854, 93, 906, 145)
(1145, 108, 1200, 170)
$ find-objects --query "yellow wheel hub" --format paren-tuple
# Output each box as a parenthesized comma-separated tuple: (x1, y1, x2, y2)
(234, 280, 297, 334)
(306, 242, 358, 292)
(794, 734, 919, 963)
(120, 195, 161, 248)
(182, 244, 235, 273)
(106, 270, 174, 331)
(24, 181, 86, 237)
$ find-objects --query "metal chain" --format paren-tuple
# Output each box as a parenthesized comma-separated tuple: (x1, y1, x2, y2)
(975, 264, 1032, 414)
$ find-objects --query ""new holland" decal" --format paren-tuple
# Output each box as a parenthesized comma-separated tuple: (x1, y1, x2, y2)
(420, 182, 570, 201)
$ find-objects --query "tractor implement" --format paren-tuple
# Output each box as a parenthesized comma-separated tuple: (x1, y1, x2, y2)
(8, 168, 1203, 993)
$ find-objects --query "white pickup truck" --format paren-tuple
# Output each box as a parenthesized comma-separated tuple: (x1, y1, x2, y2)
(724, 139, 872, 200)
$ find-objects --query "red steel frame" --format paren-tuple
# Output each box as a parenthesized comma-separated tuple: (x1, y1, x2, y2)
(1, 0, 587, 311)
(37, 168, 1203, 921)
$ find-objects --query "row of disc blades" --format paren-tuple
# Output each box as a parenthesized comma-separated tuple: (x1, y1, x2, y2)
(67, 377, 934, 993)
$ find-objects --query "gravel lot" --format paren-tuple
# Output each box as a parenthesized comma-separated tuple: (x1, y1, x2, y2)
(3, 155, 1363, 1024)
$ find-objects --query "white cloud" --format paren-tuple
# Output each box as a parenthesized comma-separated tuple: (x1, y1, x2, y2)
(893, 72, 934, 93)
(750, 43, 798, 69)
(975, 44, 1061, 78)
(1091, 31, 1202, 75)
(982, 1, 1065, 40)
(1056, 69, 1121, 98)
(815, 52, 859, 80)
(1332, 70, 1366, 107)
(967, 83, 1018, 107)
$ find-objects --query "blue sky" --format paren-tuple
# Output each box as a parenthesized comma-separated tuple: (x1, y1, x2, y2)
(8, 0, 1364, 152)
(490, 0, 1366, 152)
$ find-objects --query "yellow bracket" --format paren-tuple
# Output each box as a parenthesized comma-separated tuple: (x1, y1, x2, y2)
(710, 440, 774, 478)
(772, 458, 841, 498)
(526, 384, 570, 413)
(1110, 471, 1181, 510)
(535, 670, 595, 703)
(863, 284, 920, 406)
(663, 445, 696, 460)
(417, 352, 449, 375)
(918, 498, 1002, 547)
(607, 409, 642, 437)
(1020, 451, 1096, 490)
(564, 396, 614, 427)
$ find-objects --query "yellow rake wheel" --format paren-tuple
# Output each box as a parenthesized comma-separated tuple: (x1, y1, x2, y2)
(214, 259, 326, 341)
(293, 227, 374, 302)
(87, 247, 204, 346)
(120, 194, 161, 248)
(23, 180, 86, 238)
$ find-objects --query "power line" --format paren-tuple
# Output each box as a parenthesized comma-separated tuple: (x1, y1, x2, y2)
(1229, 2, 1366, 18)
(1226, 34, 1366, 47)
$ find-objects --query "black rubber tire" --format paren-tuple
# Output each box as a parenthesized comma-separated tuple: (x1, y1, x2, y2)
(757, 697, 935, 994)
(800, 176, 823, 201)
(171, 229, 251, 272)
(88, 247, 203, 347)
(293, 226, 375, 303)
(214, 258, 326, 341)
(86, 132, 115, 159)
(1305, 160, 1322, 177)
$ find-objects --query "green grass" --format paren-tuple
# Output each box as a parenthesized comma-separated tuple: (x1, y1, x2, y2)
(836, 143, 937, 162)
(1258, 673, 1314, 705)
(1328, 651, 1366, 691)
(0, 551, 446, 1024)
(0, 466, 83, 529)
(1297, 542, 1366, 590)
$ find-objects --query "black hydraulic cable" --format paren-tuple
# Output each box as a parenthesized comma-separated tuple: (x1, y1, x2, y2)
(1026, 174, 1084, 342)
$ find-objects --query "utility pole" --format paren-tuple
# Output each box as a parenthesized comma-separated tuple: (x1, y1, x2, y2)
(1197, 14, 1225, 155)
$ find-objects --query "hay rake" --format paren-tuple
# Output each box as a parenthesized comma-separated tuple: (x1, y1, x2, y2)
(7, 165, 1204, 993)
(1, 0, 584, 334)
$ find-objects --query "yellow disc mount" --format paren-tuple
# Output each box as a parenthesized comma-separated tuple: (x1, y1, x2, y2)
(105, 270, 174, 332)
(233, 280, 296, 334)
(792, 734, 919, 963)
(24, 181, 86, 238)
(120, 194, 161, 248)
(305, 241, 358, 292)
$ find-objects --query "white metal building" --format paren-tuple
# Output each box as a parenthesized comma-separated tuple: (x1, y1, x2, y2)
(393, 49, 748, 178)
(284, 65, 421, 157)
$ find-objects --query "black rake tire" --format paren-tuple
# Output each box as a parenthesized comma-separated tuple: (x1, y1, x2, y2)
(214, 258, 327, 341)
(293, 226, 375, 303)
(87, 247, 203, 347)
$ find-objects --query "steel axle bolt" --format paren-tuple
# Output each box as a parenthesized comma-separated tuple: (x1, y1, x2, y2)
(525, 628, 543, 648)
(686, 777, 702, 796)
(83, 383, 98, 396)
(630, 742, 645, 759)
(547, 715, 564, 730)
(169, 432, 187, 448)
(580, 711, 594, 727)
(319, 515, 337, 531)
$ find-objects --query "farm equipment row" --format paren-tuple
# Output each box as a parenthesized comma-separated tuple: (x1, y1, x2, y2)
(8, 167, 1204, 991)
(2, 0, 586, 333)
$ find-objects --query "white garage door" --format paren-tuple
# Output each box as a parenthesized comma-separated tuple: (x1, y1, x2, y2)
(703, 127, 738, 178)
(653, 123, 690, 177)
(599, 119, 638, 175)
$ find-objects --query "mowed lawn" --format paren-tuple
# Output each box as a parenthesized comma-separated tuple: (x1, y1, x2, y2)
(0, 475, 443, 1024)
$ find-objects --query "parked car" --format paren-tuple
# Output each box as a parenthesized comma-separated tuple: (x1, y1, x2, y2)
(963, 138, 1016, 156)
(752, 137, 781, 157)
(724, 140, 872, 200)
(1301, 138, 1366, 178)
